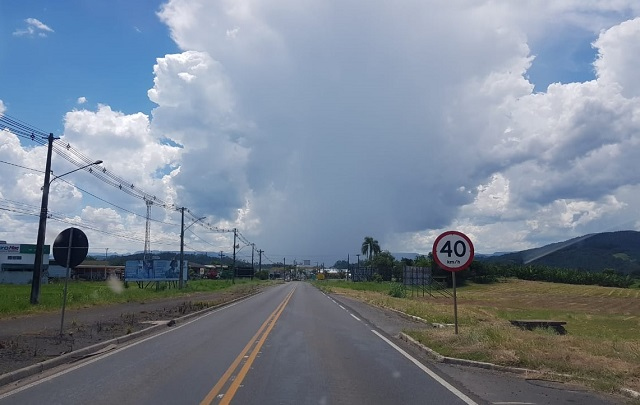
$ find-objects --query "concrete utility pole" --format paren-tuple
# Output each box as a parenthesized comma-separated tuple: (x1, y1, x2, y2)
(30, 134, 55, 304)
(258, 249, 263, 272)
(180, 210, 205, 289)
(179, 207, 185, 289)
(232, 228, 237, 284)
(31, 134, 101, 304)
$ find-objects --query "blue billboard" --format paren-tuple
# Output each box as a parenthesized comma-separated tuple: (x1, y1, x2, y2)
(124, 259, 188, 282)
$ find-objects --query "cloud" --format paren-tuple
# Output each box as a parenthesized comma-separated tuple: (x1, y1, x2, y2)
(3, 2, 640, 261)
(13, 18, 54, 38)
(77, 97, 87, 105)
(153, 1, 640, 257)
(594, 17, 640, 98)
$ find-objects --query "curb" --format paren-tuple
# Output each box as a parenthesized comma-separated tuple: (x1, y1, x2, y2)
(0, 290, 260, 388)
(398, 332, 535, 375)
(398, 332, 640, 400)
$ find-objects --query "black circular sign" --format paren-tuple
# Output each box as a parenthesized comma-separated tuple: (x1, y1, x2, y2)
(53, 227, 89, 268)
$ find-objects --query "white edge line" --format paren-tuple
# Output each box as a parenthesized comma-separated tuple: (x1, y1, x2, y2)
(350, 314, 361, 322)
(371, 329, 478, 405)
(339, 305, 345, 310)
(0, 297, 250, 400)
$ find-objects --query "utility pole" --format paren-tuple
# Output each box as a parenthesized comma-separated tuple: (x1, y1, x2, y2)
(105, 248, 109, 262)
(219, 250, 223, 264)
(356, 254, 360, 269)
(258, 249, 263, 272)
(283, 257, 286, 280)
(179, 207, 185, 289)
(31, 134, 56, 304)
(232, 228, 237, 284)
(251, 243, 255, 269)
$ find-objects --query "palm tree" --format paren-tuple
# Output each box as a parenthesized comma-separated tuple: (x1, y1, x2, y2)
(361, 236, 381, 260)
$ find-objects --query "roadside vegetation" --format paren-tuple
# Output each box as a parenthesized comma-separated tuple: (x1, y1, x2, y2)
(316, 278, 640, 394)
(0, 279, 269, 318)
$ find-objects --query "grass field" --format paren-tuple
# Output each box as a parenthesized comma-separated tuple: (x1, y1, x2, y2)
(0, 279, 266, 318)
(316, 279, 640, 394)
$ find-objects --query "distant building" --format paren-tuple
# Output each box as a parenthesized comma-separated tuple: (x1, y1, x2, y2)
(0, 242, 50, 285)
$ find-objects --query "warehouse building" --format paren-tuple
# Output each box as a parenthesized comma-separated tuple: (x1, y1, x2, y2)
(0, 242, 50, 285)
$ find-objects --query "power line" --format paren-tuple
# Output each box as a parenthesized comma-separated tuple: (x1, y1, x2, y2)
(0, 159, 45, 173)
(55, 178, 178, 226)
(2, 114, 268, 258)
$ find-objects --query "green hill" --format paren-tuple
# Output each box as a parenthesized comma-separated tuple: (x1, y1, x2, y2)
(485, 231, 640, 275)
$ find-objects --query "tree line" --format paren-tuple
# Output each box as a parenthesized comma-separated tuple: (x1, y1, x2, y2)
(335, 236, 638, 289)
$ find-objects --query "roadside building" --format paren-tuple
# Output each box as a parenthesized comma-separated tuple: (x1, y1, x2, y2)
(0, 242, 50, 285)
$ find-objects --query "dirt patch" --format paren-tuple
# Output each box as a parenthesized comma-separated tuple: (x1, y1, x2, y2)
(0, 286, 261, 376)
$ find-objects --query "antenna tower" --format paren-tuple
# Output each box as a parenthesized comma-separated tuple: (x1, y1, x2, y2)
(143, 199, 153, 262)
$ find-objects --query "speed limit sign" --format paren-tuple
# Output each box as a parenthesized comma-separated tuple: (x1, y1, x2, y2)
(432, 231, 474, 272)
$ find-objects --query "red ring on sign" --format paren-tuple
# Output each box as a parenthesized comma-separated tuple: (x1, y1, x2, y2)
(432, 230, 474, 272)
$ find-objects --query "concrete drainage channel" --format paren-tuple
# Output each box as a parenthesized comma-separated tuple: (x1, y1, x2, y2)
(0, 290, 262, 388)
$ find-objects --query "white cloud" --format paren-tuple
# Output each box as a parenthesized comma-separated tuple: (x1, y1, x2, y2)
(151, 1, 639, 256)
(594, 17, 640, 98)
(77, 97, 87, 105)
(3, 2, 640, 260)
(12, 18, 54, 38)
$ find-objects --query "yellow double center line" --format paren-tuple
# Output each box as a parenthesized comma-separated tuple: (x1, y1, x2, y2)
(200, 286, 296, 405)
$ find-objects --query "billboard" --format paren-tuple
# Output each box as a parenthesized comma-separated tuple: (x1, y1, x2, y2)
(403, 266, 432, 286)
(124, 259, 188, 282)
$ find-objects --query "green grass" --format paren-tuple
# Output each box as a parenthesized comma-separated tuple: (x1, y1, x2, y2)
(312, 280, 398, 293)
(0, 279, 265, 318)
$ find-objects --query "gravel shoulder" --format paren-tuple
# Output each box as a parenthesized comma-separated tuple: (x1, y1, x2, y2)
(0, 286, 262, 376)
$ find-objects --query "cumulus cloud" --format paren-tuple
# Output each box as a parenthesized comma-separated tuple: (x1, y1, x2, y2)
(594, 17, 640, 98)
(3, 2, 640, 260)
(13, 18, 54, 38)
(153, 1, 640, 257)
(77, 97, 87, 105)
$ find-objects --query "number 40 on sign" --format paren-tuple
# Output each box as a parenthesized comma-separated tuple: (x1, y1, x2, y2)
(432, 231, 474, 272)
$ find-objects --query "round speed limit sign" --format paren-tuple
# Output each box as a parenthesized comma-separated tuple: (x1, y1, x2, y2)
(432, 231, 474, 272)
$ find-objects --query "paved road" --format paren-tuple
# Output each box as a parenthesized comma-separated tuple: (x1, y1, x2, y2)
(0, 282, 620, 404)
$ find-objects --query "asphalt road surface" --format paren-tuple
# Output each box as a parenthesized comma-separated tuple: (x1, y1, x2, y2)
(0, 282, 620, 404)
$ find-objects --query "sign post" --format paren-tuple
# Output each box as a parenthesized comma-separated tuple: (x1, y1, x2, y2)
(432, 231, 474, 334)
(53, 227, 89, 338)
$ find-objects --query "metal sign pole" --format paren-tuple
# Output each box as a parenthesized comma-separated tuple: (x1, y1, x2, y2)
(452, 271, 458, 335)
(59, 228, 74, 338)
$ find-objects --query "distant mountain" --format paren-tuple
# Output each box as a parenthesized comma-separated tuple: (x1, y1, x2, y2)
(483, 230, 640, 275)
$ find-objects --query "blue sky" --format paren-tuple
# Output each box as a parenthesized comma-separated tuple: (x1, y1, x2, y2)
(0, 0, 176, 135)
(1, 1, 601, 136)
(1, 1, 640, 261)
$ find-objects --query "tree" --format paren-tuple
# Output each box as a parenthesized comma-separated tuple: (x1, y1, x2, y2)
(361, 236, 381, 260)
(333, 260, 349, 269)
(369, 251, 397, 281)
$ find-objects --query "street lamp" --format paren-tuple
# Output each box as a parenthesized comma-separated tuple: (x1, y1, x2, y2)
(30, 158, 103, 304)
(179, 207, 205, 289)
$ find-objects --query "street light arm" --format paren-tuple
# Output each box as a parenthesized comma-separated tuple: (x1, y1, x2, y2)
(184, 216, 206, 231)
(50, 160, 103, 184)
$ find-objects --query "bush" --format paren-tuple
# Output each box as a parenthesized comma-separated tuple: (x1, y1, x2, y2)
(255, 270, 269, 280)
(388, 283, 407, 298)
